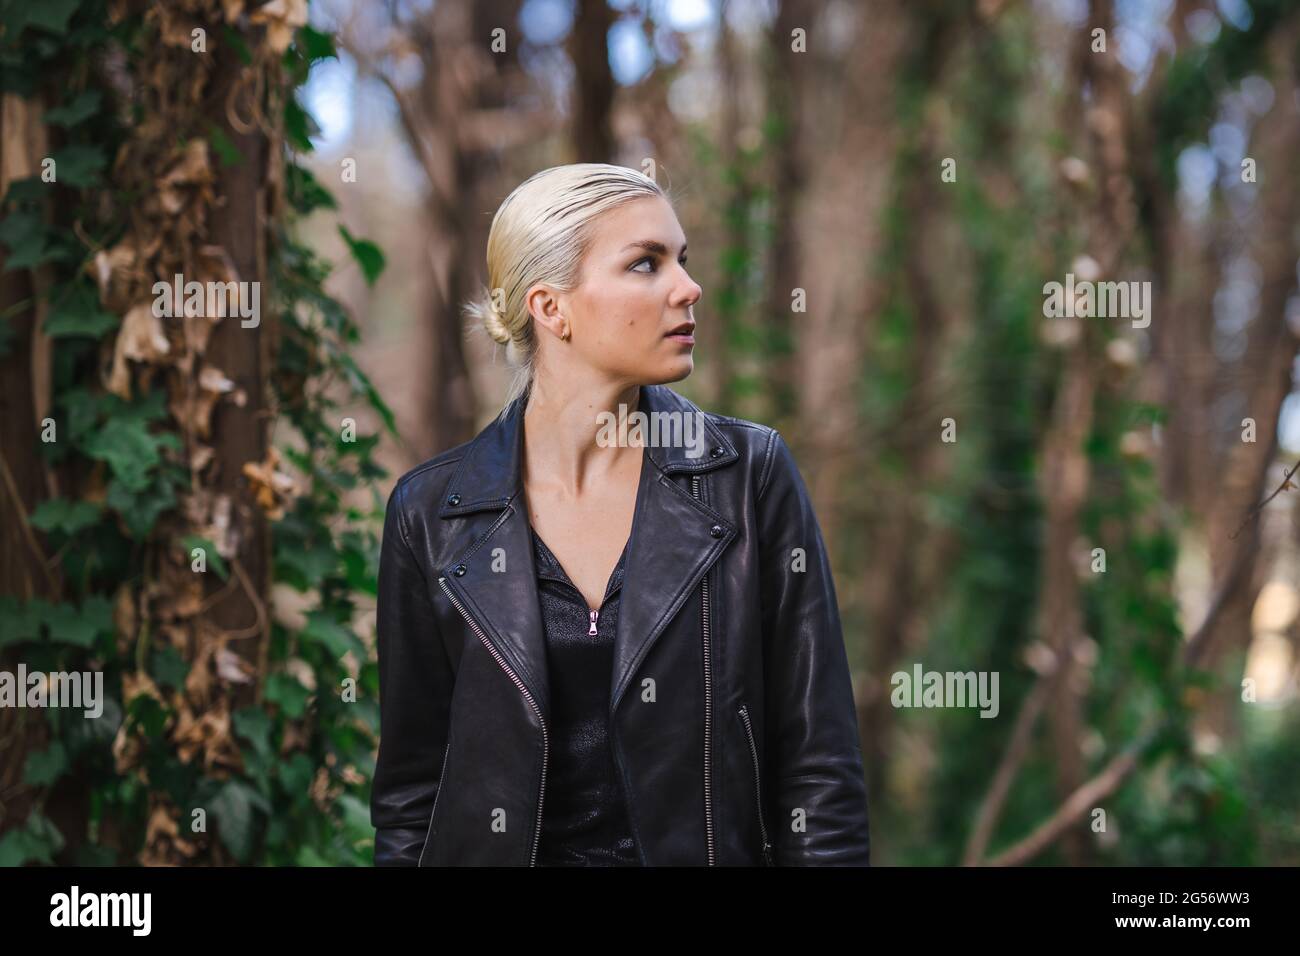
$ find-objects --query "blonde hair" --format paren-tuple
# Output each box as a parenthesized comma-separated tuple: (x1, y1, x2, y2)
(464, 163, 668, 410)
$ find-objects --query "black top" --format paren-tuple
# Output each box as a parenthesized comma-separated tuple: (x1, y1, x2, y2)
(530, 526, 640, 866)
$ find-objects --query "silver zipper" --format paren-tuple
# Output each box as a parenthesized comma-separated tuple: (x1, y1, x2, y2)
(691, 473, 715, 866)
(739, 702, 774, 866)
(588, 609, 599, 635)
(438, 574, 548, 866)
(417, 734, 454, 866)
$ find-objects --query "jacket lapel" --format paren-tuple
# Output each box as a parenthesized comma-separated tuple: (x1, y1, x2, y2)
(609, 450, 736, 715)
(435, 395, 552, 721)
(433, 385, 740, 728)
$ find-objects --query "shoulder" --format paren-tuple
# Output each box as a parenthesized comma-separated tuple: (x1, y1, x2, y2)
(707, 412, 783, 489)
(387, 439, 471, 516)
(654, 385, 786, 499)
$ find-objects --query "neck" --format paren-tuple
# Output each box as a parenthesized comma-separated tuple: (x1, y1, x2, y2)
(522, 376, 642, 498)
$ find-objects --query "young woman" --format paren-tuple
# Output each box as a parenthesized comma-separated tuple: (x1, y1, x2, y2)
(370, 163, 870, 866)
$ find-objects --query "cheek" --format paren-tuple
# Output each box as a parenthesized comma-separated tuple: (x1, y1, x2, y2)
(596, 314, 651, 358)
(588, 283, 658, 341)
(579, 287, 682, 377)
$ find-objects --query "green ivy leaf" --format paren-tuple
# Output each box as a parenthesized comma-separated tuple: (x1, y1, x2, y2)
(44, 282, 119, 338)
(0, 596, 48, 646)
(45, 90, 102, 127)
(30, 497, 102, 534)
(0, 210, 46, 263)
(221, 24, 253, 66)
(300, 610, 361, 659)
(336, 351, 395, 433)
(206, 124, 244, 168)
(125, 692, 167, 738)
(276, 541, 337, 590)
(265, 672, 311, 719)
(286, 162, 337, 214)
(84, 418, 162, 492)
(2, 234, 60, 270)
(60, 386, 105, 442)
(0, 812, 65, 866)
(278, 752, 314, 801)
(24, 741, 68, 786)
(150, 646, 189, 690)
(231, 712, 274, 790)
(294, 844, 330, 866)
(77, 694, 121, 746)
(284, 95, 320, 153)
(42, 595, 112, 648)
(338, 225, 385, 287)
(297, 24, 337, 63)
(341, 543, 377, 596)
(337, 793, 372, 848)
(106, 476, 176, 538)
(210, 779, 261, 863)
(2, 176, 46, 204)
(180, 534, 229, 580)
(48, 144, 107, 188)
(22, 0, 80, 36)
(74, 844, 119, 866)
(352, 697, 380, 736)
(233, 708, 276, 767)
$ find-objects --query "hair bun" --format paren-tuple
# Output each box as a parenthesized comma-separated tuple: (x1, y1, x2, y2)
(479, 297, 511, 346)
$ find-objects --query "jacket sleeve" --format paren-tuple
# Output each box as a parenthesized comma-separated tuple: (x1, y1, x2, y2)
(370, 479, 455, 866)
(756, 429, 871, 865)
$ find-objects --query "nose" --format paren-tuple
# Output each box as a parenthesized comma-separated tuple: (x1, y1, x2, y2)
(673, 265, 702, 308)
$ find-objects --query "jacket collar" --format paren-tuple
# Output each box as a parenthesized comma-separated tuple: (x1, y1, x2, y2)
(433, 384, 740, 722)
(437, 383, 738, 518)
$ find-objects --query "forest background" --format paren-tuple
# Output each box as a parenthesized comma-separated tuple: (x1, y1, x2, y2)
(1, 0, 1298, 866)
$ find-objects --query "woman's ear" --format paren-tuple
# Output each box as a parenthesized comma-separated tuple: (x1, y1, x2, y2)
(525, 283, 568, 341)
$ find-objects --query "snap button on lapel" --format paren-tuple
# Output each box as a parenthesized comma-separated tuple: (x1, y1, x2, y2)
(447, 493, 461, 506)
(710, 446, 723, 458)
(453, 564, 467, 576)
(709, 524, 723, 538)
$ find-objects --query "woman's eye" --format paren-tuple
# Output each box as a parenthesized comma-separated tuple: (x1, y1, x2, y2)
(631, 255, 687, 272)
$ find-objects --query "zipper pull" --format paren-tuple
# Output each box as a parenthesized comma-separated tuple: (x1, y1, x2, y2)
(588, 609, 598, 635)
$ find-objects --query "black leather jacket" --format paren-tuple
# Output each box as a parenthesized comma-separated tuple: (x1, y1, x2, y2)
(370, 383, 871, 866)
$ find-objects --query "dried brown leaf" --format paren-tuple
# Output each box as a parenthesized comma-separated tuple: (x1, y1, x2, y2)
(250, 0, 308, 55)
(106, 302, 170, 398)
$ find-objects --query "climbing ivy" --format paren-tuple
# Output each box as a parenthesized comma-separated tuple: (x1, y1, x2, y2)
(0, 0, 392, 865)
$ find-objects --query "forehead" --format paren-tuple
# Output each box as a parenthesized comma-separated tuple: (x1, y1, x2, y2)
(587, 195, 683, 248)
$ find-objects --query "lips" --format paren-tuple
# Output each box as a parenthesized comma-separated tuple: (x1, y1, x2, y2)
(666, 322, 696, 337)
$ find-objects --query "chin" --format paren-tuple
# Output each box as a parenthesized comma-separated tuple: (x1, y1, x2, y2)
(642, 360, 693, 386)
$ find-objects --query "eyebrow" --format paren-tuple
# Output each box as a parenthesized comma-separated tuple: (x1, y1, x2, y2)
(621, 239, 687, 256)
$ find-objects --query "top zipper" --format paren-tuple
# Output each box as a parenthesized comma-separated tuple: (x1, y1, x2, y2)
(589, 609, 599, 635)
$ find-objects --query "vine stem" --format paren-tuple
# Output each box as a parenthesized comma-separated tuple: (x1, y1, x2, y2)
(0, 449, 58, 598)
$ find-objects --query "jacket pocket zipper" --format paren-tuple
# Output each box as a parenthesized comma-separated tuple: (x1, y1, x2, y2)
(691, 473, 715, 866)
(738, 702, 774, 866)
(438, 575, 549, 866)
(417, 734, 454, 867)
